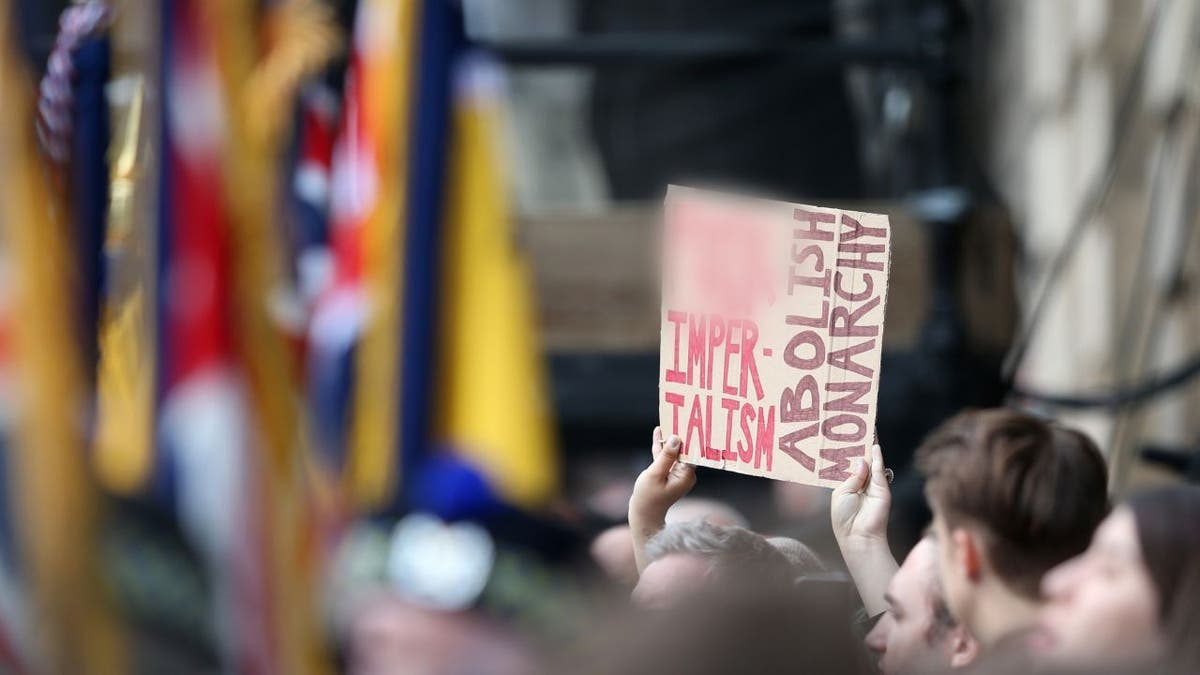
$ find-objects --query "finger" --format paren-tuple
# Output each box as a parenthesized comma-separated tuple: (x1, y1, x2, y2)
(648, 435, 683, 479)
(669, 458, 696, 488)
(868, 444, 889, 491)
(651, 426, 664, 461)
(833, 457, 869, 496)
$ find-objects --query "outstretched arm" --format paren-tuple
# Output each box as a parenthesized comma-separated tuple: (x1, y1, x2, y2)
(628, 427, 697, 574)
(830, 444, 898, 617)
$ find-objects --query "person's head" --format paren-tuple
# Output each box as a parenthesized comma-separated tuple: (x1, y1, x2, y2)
(665, 497, 748, 528)
(764, 536, 825, 578)
(916, 409, 1109, 643)
(1034, 485, 1200, 673)
(590, 525, 640, 587)
(865, 537, 979, 674)
(631, 521, 792, 608)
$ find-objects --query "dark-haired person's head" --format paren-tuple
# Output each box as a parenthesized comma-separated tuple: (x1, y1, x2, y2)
(632, 520, 794, 609)
(915, 409, 1109, 646)
(1033, 484, 1200, 674)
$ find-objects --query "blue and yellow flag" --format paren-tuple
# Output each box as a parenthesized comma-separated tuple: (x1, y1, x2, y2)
(352, 0, 561, 511)
(432, 54, 560, 508)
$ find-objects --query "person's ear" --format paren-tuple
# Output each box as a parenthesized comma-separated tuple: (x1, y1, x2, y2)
(947, 624, 981, 669)
(952, 528, 982, 582)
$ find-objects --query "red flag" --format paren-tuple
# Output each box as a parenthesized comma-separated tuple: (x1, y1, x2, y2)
(161, 1, 277, 672)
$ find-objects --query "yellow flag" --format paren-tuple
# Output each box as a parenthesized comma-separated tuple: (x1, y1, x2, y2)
(435, 61, 560, 507)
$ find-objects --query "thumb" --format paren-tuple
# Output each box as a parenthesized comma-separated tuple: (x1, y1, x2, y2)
(834, 457, 869, 497)
(649, 435, 683, 478)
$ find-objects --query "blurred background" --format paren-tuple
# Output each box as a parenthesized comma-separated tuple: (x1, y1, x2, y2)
(0, 0, 1198, 672)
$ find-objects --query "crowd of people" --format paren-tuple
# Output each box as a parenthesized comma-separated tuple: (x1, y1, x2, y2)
(575, 409, 1200, 675)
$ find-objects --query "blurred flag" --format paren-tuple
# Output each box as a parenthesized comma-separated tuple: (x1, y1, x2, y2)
(308, 13, 378, 496)
(304, 0, 560, 515)
(287, 81, 338, 317)
(321, 0, 561, 513)
(307, 0, 417, 511)
(424, 17, 559, 508)
(157, 1, 277, 673)
(392, 0, 456, 506)
(0, 1, 126, 671)
(203, 0, 340, 671)
(431, 55, 559, 508)
(5, 0, 559, 668)
(302, 0, 559, 519)
(287, 78, 341, 513)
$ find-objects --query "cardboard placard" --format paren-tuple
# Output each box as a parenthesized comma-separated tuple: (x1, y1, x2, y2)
(658, 186, 891, 487)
